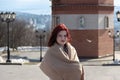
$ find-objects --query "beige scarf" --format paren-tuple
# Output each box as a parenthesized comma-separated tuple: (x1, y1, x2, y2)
(40, 43, 83, 80)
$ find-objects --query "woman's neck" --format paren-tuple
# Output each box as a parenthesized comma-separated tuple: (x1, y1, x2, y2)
(56, 43, 65, 47)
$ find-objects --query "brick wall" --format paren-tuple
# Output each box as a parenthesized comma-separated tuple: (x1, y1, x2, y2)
(98, 0, 113, 5)
(70, 29, 113, 58)
(52, 0, 113, 5)
(52, 0, 114, 14)
(51, 0, 114, 58)
(52, 5, 113, 14)
(98, 29, 113, 57)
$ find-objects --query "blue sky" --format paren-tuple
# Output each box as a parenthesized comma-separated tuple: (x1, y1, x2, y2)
(0, 0, 51, 15)
(0, 0, 119, 15)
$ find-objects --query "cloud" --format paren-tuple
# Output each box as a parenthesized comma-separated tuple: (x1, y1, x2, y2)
(114, 0, 120, 6)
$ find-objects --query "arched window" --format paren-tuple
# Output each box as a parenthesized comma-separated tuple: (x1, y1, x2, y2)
(80, 16, 85, 27)
(104, 16, 109, 28)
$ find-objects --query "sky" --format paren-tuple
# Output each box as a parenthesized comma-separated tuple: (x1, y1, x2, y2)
(114, 0, 120, 6)
(0, 0, 120, 15)
(0, 0, 51, 15)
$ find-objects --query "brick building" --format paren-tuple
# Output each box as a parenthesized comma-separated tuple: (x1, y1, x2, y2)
(50, 0, 114, 58)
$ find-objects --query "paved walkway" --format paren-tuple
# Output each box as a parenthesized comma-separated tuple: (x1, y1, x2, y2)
(0, 64, 120, 80)
(0, 65, 49, 80)
(84, 66, 120, 80)
(0, 51, 120, 80)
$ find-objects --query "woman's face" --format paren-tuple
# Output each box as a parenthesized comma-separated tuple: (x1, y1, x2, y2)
(56, 30, 68, 46)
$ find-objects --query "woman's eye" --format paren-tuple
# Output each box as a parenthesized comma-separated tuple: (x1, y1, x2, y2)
(58, 35, 62, 37)
(64, 35, 67, 37)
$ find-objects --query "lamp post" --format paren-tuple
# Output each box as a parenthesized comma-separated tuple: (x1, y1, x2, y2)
(108, 11, 120, 62)
(35, 29, 46, 62)
(108, 30, 120, 61)
(0, 12, 16, 63)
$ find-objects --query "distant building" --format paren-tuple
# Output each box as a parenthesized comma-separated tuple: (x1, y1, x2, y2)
(29, 18, 37, 28)
(50, 0, 114, 58)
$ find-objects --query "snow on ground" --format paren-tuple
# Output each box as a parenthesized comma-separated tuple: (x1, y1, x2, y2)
(0, 46, 48, 63)
(0, 46, 48, 52)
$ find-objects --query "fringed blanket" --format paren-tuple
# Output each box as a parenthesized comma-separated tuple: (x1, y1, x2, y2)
(40, 43, 83, 80)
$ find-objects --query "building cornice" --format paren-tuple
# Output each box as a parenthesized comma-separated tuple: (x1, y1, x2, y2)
(52, 4, 114, 14)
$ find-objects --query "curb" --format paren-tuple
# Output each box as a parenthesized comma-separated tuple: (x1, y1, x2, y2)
(82, 63, 120, 66)
(102, 63, 120, 66)
(0, 62, 22, 65)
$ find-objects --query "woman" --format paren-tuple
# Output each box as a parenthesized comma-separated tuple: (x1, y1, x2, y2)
(40, 24, 84, 80)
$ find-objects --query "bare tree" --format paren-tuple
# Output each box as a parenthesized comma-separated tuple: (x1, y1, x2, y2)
(9, 19, 27, 50)
(0, 14, 51, 49)
(20, 25, 36, 46)
(0, 21, 7, 47)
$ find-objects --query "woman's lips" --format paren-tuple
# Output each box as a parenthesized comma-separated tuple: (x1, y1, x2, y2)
(61, 40, 65, 42)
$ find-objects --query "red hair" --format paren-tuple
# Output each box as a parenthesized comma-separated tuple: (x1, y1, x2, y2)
(48, 24, 71, 47)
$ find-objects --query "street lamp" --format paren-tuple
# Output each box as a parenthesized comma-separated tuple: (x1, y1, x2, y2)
(116, 11, 120, 22)
(0, 12, 16, 63)
(108, 30, 120, 62)
(107, 11, 120, 62)
(35, 29, 46, 62)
